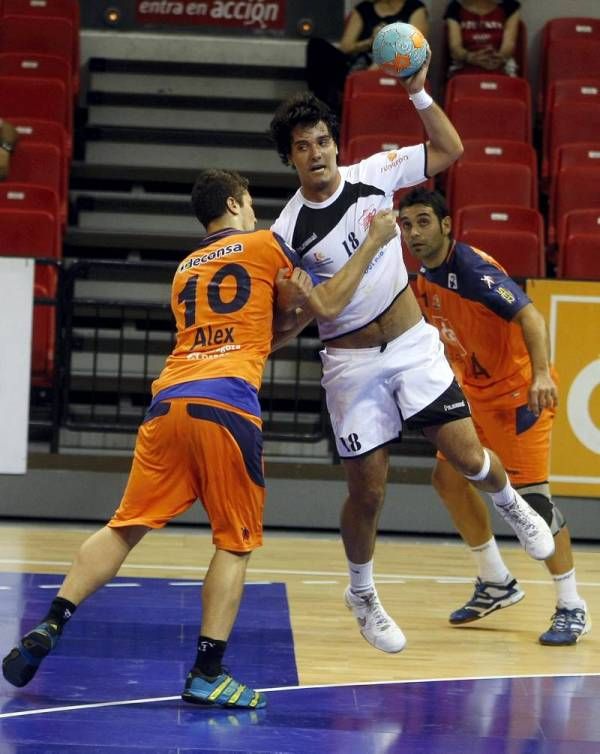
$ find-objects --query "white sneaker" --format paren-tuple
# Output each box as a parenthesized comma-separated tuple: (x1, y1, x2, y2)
(493, 492, 555, 561)
(344, 587, 406, 653)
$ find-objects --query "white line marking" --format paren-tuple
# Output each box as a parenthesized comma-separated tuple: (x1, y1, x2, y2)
(105, 583, 140, 588)
(1, 559, 600, 587)
(1, 672, 598, 720)
(302, 580, 339, 585)
(168, 582, 203, 586)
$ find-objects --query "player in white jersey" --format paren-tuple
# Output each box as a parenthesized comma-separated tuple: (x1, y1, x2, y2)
(269, 51, 556, 653)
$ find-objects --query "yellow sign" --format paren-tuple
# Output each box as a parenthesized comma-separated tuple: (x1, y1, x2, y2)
(527, 279, 600, 497)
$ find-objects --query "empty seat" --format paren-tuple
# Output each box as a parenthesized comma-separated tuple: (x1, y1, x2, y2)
(444, 74, 531, 126)
(445, 96, 530, 143)
(550, 167, 600, 244)
(0, 13, 78, 93)
(341, 93, 424, 154)
(7, 141, 65, 224)
(31, 280, 56, 387)
(460, 228, 545, 278)
(557, 234, 600, 280)
(447, 161, 536, 216)
(539, 37, 600, 113)
(544, 102, 600, 182)
(0, 208, 60, 259)
(0, 52, 73, 103)
(0, 75, 71, 152)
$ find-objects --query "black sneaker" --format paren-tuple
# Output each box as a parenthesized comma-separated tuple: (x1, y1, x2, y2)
(2, 621, 60, 687)
(450, 577, 525, 624)
(539, 605, 591, 646)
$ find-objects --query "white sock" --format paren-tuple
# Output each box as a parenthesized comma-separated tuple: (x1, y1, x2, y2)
(471, 537, 511, 584)
(348, 559, 374, 594)
(489, 480, 515, 507)
(553, 568, 585, 610)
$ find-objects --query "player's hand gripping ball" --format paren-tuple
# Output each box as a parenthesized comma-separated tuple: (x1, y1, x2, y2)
(372, 22, 429, 78)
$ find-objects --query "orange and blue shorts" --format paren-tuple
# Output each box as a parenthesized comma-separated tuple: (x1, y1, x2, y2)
(437, 397, 556, 487)
(109, 397, 265, 552)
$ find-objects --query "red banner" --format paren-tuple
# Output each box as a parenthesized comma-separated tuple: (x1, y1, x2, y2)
(136, 0, 286, 30)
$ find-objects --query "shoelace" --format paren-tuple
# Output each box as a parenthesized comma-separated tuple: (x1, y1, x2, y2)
(550, 608, 584, 632)
(503, 499, 537, 535)
(362, 593, 391, 630)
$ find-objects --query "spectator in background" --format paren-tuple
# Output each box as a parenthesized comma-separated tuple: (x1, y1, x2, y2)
(444, 0, 521, 77)
(0, 119, 18, 179)
(306, 0, 429, 114)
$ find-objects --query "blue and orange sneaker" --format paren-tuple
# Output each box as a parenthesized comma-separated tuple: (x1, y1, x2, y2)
(2, 621, 60, 687)
(181, 671, 267, 709)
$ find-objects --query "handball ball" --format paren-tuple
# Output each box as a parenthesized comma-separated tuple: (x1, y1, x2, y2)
(372, 22, 429, 78)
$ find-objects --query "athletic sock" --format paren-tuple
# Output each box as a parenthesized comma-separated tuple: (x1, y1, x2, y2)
(553, 568, 585, 610)
(42, 597, 77, 634)
(471, 537, 510, 584)
(488, 481, 515, 507)
(192, 635, 227, 678)
(348, 559, 374, 594)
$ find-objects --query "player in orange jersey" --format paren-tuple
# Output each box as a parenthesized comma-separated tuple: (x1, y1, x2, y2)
(2, 169, 398, 707)
(398, 187, 590, 646)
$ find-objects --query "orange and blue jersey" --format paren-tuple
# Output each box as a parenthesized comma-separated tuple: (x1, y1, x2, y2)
(415, 241, 532, 407)
(150, 227, 298, 419)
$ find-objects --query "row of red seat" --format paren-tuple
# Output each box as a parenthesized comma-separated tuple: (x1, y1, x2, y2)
(0, 0, 80, 385)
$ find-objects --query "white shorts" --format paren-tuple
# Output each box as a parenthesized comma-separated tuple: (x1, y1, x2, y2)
(320, 318, 469, 458)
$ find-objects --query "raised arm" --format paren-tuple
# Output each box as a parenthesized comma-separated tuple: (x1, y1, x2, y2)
(513, 303, 558, 416)
(399, 49, 463, 176)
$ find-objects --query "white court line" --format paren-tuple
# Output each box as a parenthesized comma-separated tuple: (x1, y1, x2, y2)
(1, 671, 598, 720)
(302, 580, 339, 585)
(1, 558, 600, 588)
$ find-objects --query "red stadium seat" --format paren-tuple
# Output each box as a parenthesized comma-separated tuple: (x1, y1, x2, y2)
(455, 205, 545, 277)
(7, 141, 65, 225)
(344, 132, 422, 164)
(0, 181, 62, 256)
(539, 37, 600, 113)
(0, 75, 71, 152)
(0, 52, 73, 104)
(557, 234, 600, 280)
(460, 228, 545, 278)
(549, 167, 600, 244)
(447, 161, 536, 216)
(444, 74, 531, 120)
(444, 138, 537, 192)
(550, 144, 600, 196)
(0, 208, 60, 259)
(0, 15, 78, 94)
(341, 93, 424, 154)
(344, 68, 406, 100)
(557, 208, 600, 253)
(544, 102, 600, 183)
(445, 96, 530, 143)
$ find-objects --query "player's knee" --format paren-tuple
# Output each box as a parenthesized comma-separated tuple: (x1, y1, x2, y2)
(462, 448, 491, 482)
(520, 491, 566, 536)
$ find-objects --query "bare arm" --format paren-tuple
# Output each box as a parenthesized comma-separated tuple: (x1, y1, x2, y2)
(399, 49, 463, 176)
(513, 303, 558, 416)
(338, 10, 370, 55)
(498, 10, 520, 61)
(409, 7, 429, 38)
(304, 209, 397, 321)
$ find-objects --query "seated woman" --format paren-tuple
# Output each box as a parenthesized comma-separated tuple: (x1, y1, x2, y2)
(306, 0, 429, 114)
(444, 0, 521, 78)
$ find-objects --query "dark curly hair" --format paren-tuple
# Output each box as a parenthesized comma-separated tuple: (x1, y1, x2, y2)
(397, 187, 450, 224)
(269, 92, 340, 166)
(191, 168, 249, 228)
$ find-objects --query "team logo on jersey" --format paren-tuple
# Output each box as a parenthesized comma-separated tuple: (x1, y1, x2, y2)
(496, 286, 516, 304)
(360, 206, 377, 232)
(432, 294, 441, 309)
(481, 274, 495, 288)
(448, 272, 458, 289)
(178, 242, 243, 272)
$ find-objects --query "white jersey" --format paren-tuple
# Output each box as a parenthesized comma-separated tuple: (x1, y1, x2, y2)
(272, 144, 427, 340)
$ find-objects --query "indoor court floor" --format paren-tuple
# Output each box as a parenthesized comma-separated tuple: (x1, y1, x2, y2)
(0, 522, 598, 753)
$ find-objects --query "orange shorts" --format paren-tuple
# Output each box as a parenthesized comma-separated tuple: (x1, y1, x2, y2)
(109, 398, 265, 552)
(437, 399, 556, 487)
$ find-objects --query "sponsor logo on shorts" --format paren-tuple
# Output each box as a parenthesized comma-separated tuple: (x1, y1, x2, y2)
(496, 286, 516, 304)
(448, 272, 458, 290)
(178, 242, 243, 272)
(444, 400, 466, 411)
(481, 274, 494, 288)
